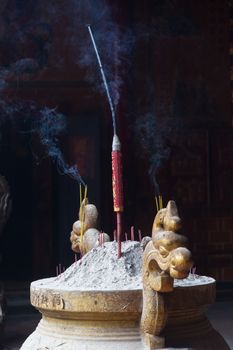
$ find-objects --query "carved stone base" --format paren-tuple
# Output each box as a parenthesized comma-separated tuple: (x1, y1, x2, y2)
(20, 278, 229, 350)
(21, 316, 143, 350)
(20, 288, 143, 350)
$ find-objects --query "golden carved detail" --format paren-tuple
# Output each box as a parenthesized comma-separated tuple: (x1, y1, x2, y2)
(70, 199, 110, 255)
(141, 200, 193, 349)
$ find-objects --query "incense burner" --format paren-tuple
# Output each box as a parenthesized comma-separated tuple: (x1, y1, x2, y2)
(20, 201, 229, 350)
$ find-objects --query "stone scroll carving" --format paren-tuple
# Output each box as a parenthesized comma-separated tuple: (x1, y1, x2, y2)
(141, 200, 193, 349)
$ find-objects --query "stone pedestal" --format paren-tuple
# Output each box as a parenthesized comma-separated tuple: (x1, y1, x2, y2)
(20, 276, 229, 350)
(20, 288, 143, 350)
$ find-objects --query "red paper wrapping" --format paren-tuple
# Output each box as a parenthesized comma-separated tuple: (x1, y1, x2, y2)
(112, 150, 123, 212)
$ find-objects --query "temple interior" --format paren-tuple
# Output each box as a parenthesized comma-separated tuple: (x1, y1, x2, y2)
(0, 0, 232, 349)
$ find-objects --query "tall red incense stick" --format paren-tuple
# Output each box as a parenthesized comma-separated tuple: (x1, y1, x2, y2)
(88, 26, 124, 258)
(112, 134, 123, 258)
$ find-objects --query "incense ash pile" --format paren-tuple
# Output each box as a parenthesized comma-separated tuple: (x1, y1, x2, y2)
(34, 241, 214, 291)
(38, 241, 143, 291)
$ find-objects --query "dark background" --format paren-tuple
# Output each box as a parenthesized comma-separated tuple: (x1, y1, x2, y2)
(0, 0, 232, 286)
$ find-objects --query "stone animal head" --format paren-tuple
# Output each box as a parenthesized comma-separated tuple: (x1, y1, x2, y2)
(153, 200, 182, 233)
(150, 200, 192, 281)
(152, 200, 187, 257)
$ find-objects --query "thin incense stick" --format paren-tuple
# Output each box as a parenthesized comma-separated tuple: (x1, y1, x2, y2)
(131, 226, 135, 241)
(117, 212, 122, 258)
(138, 229, 142, 242)
(80, 185, 88, 247)
(155, 197, 159, 212)
(79, 184, 83, 245)
(159, 195, 163, 209)
(99, 232, 102, 247)
(79, 183, 82, 209)
(113, 229, 116, 241)
(87, 25, 117, 135)
(84, 185, 88, 204)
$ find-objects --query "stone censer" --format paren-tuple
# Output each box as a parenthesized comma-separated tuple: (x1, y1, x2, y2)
(20, 200, 229, 350)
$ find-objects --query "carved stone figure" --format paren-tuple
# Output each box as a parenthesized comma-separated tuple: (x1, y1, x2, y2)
(70, 198, 110, 255)
(141, 200, 193, 349)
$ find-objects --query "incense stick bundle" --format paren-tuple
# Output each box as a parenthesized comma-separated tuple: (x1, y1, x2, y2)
(155, 195, 164, 212)
(79, 185, 88, 254)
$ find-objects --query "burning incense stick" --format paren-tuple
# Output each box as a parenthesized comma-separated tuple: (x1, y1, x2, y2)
(155, 195, 163, 211)
(88, 25, 123, 258)
(159, 195, 163, 209)
(155, 196, 159, 212)
(79, 184, 83, 245)
(80, 185, 88, 250)
(112, 135, 124, 258)
(79, 183, 82, 207)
